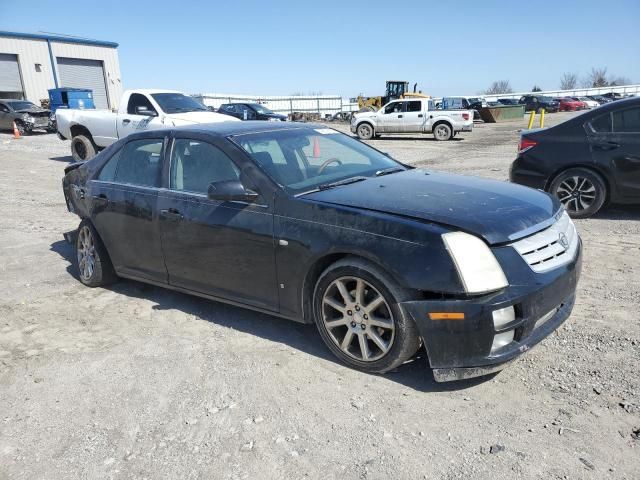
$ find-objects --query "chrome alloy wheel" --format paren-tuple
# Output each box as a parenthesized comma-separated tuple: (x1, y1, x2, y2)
(321, 276, 395, 362)
(77, 226, 96, 281)
(556, 176, 597, 213)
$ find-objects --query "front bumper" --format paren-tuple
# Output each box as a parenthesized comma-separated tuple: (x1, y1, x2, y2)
(350, 124, 357, 134)
(401, 239, 582, 382)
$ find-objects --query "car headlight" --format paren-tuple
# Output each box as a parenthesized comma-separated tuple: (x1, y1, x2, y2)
(442, 231, 508, 294)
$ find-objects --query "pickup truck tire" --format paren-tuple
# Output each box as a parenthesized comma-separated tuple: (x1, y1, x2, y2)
(71, 135, 96, 162)
(433, 122, 452, 141)
(356, 123, 374, 140)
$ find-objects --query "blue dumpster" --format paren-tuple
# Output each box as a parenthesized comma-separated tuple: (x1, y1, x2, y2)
(48, 88, 95, 112)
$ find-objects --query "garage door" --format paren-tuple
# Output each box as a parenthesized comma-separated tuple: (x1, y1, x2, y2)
(0, 53, 24, 99)
(56, 57, 109, 109)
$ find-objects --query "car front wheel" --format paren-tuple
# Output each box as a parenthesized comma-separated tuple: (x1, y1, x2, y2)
(549, 168, 606, 218)
(356, 123, 374, 140)
(313, 258, 421, 373)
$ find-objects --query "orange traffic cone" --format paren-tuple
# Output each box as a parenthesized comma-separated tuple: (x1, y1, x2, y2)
(312, 136, 320, 158)
(12, 121, 21, 139)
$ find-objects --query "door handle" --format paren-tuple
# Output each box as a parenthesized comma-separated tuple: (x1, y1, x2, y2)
(122, 119, 131, 125)
(418, 114, 424, 118)
(397, 114, 403, 118)
(92, 194, 108, 205)
(593, 141, 620, 151)
(160, 208, 183, 220)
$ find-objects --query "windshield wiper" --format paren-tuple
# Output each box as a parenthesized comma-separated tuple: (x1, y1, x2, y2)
(318, 176, 368, 191)
(375, 167, 404, 177)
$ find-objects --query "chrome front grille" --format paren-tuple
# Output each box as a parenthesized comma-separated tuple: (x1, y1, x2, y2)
(511, 211, 579, 273)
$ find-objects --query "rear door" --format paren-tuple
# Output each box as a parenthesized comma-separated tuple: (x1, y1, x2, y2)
(158, 135, 279, 310)
(589, 106, 640, 199)
(378, 101, 406, 133)
(89, 136, 168, 282)
(401, 100, 425, 132)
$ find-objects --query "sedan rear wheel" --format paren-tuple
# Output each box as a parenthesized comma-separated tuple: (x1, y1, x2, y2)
(313, 258, 421, 373)
(75, 220, 117, 287)
(550, 168, 606, 218)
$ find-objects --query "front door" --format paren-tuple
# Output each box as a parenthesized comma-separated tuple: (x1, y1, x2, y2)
(378, 101, 406, 133)
(0, 102, 11, 129)
(589, 106, 640, 199)
(89, 136, 168, 282)
(158, 136, 279, 310)
(117, 93, 164, 138)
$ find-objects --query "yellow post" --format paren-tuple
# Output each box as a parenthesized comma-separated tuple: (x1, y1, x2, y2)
(527, 110, 536, 129)
(539, 109, 545, 128)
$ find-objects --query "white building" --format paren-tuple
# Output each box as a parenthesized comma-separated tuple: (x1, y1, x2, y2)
(0, 31, 123, 109)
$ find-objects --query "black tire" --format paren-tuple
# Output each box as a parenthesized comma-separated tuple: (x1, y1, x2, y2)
(313, 257, 421, 374)
(71, 135, 96, 162)
(549, 168, 606, 218)
(75, 220, 117, 287)
(433, 122, 452, 141)
(356, 123, 374, 140)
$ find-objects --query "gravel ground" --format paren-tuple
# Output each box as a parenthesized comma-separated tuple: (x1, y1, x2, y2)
(1, 114, 639, 479)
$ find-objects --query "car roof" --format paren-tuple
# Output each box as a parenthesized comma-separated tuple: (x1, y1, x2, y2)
(125, 121, 327, 140)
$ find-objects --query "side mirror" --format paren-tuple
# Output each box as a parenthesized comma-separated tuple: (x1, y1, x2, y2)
(135, 106, 158, 116)
(207, 180, 259, 203)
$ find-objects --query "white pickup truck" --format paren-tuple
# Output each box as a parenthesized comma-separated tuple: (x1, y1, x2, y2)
(56, 89, 238, 161)
(351, 98, 473, 141)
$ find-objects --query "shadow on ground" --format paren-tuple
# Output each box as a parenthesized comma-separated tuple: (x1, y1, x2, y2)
(593, 204, 640, 220)
(49, 155, 74, 162)
(49, 238, 492, 393)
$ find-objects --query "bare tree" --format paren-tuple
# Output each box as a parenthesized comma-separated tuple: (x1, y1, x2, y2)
(560, 72, 578, 90)
(587, 67, 609, 88)
(609, 76, 632, 86)
(484, 80, 513, 95)
(531, 85, 542, 92)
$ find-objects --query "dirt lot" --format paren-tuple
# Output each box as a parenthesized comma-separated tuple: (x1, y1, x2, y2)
(1, 113, 638, 479)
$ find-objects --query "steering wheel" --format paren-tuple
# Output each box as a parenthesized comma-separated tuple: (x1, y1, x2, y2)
(317, 158, 343, 174)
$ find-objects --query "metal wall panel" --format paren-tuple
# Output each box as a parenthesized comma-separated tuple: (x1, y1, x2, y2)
(0, 53, 23, 95)
(56, 57, 108, 109)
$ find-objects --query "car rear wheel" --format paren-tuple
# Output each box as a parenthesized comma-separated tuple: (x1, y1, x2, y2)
(71, 135, 96, 162)
(356, 123, 374, 140)
(313, 258, 421, 373)
(75, 220, 117, 287)
(433, 123, 452, 141)
(549, 168, 606, 218)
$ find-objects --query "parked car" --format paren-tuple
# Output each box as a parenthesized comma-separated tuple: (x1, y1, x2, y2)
(511, 97, 640, 218)
(588, 95, 614, 105)
(0, 99, 55, 135)
(497, 98, 520, 106)
(218, 103, 287, 122)
(519, 95, 559, 113)
(571, 97, 599, 109)
(62, 122, 581, 382)
(602, 92, 624, 101)
(351, 98, 473, 141)
(554, 97, 587, 111)
(441, 96, 485, 120)
(56, 89, 238, 161)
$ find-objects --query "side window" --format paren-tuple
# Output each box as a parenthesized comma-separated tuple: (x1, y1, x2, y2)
(127, 94, 157, 115)
(384, 102, 404, 114)
(113, 138, 164, 187)
(0, 103, 9, 113)
(612, 107, 640, 133)
(407, 101, 422, 112)
(170, 139, 240, 194)
(98, 150, 121, 181)
(590, 113, 612, 133)
(223, 104, 236, 113)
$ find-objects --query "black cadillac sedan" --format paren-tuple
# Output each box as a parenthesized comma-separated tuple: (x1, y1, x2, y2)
(62, 122, 582, 382)
(511, 97, 640, 218)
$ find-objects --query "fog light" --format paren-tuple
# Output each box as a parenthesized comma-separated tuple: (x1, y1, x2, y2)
(491, 330, 514, 353)
(492, 306, 515, 328)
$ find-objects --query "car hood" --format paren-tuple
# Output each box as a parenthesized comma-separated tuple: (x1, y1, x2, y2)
(15, 107, 51, 114)
(164, 111, 240, 124)
(303, 169, 561, 245)
(354, 111, 378, 119)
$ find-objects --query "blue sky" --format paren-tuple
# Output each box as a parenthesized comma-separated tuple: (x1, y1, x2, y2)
(1, 0, 638, 97)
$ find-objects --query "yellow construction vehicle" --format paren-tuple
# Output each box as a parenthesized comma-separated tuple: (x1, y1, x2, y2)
(357, 81, 429, 111)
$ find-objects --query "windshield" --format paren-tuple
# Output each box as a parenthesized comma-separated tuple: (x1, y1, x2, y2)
(540, 96, 554, 102)
(233, 128, 405, 194)
(150, 93, 208, 113)
(250, 104, 275, 115)
(8, 101, 37, 111)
